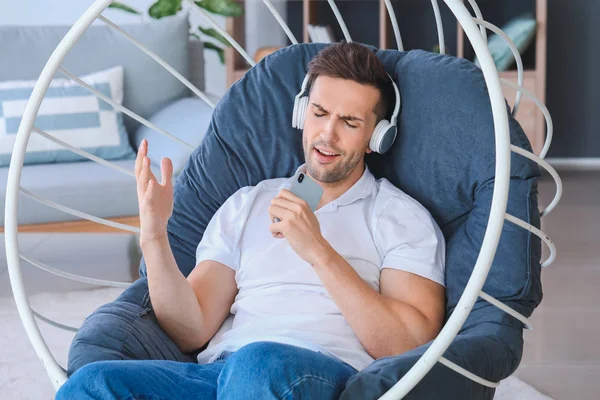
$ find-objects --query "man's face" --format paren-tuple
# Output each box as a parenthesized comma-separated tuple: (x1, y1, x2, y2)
(302, 75, 380, 184)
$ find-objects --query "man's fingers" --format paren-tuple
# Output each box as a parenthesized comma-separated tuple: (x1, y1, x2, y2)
(139, 156, 157, 194)
(144, 179, 155, 201)
(268, 204, 293, 223)
(160, 157, 173, 186)
(272, 196, 304, 215)
(278, 189, 309, 208)
(268, 222, 285, 239)
(135, 139, 147, 178)
(138, 156, 149, 194)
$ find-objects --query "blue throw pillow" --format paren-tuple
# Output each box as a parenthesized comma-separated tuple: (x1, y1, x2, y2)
(474, 13, 537, 71)
(0, 66, 135, 166)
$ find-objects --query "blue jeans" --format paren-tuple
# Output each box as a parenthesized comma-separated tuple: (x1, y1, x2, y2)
(56, 341, 358, 399)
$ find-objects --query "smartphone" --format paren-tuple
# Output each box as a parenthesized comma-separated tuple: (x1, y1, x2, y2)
(289, 170, 324, 212)
(274, 170, 323, 222)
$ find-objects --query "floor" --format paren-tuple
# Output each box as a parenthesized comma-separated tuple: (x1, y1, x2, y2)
(514, 170, 600, 399)
(0, 170, 598, 399)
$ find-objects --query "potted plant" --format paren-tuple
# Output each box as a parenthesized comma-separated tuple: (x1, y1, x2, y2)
(109, 0, 243, 64)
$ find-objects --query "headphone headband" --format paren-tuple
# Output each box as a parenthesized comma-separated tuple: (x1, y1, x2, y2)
(387, 73, 400, 125)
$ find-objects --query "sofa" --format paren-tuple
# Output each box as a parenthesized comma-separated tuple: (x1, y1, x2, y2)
(0, 12, 218, 230)
(0, 13, 218, 289)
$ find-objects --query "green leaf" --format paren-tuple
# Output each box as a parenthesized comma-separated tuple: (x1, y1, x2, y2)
(194, 0, 243, 17)
(204, 42, 225, 64)
(198, 27, 231, 48)
(108, 2, 141, 14)
(190, 32, 201, 40)
(148, 0, 182, 19)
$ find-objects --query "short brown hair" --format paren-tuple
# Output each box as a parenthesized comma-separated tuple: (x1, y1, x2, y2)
(307, 42, 394, 123)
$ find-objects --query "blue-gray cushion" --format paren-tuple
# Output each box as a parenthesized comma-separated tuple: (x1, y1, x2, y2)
(474, 13, 537, 72)
(0, 13, 190, 137)
(132, 43, 541, 397)
(132, 96, 218, 176)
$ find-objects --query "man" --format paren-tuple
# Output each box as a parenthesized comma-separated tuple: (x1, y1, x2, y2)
(57, 42, 446, 399)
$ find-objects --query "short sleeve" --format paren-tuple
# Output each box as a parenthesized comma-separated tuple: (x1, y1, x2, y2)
(375, 200, 446, 287)
(195, 186, 253, 271)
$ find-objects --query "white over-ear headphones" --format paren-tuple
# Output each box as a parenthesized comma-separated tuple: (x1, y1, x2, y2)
(291, 72, 401, 154)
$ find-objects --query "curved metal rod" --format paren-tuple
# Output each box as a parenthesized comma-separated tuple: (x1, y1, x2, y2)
(4, 0, 115, 389)
(32, 310, 79, 333)
(511, 145, 563, 217)
(32, 127, 135, 178)
(378, 0, 512, 397)
(501, 78, 554, 159)
(430, 0, 446, 54)
(474, 19, 523, 116)
(261, 0, 298, 45)
(327, 0, 352, 43)
(21, 254, 132, 288)
(186, 0, 256, 67)
(505, 213, 556, 268)
(438, 357, 500, 388)
(467, 0, 487, 41)
(479, 291, 533, 330)
(383, 0, 404, 51)
(97, 15, 216, 108)
(58, 66, 194, 150)
(19, 187, 140, 234)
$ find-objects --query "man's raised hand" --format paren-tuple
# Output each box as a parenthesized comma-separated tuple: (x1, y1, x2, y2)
(134, 139, 174, 243)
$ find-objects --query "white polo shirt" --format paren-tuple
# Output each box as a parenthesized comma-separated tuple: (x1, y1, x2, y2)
(195, 164, 445, 371)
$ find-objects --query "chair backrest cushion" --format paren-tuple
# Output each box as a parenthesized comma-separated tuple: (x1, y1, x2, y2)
(139, 43, 542, 319)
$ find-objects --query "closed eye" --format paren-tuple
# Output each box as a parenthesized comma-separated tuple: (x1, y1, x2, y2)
(314, 112, 357, 128)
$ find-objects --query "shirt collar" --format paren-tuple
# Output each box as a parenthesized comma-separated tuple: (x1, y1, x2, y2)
(278, 163, 375, 209)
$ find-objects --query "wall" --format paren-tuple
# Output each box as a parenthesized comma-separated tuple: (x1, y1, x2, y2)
(0, 0, 227, 96)
(244, 0, 288, 63)
(545, 0, 599, 158)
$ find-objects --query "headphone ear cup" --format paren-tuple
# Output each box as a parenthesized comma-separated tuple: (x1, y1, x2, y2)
(379, 125, 397, 154)
(370, 120, 389, 153)
(297, 96, 309, 129)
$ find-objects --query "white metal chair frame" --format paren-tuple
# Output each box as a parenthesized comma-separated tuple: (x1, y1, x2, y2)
(4, 0, 562, 398)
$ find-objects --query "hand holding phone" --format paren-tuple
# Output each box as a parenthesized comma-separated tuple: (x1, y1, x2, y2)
(273, 171, 323, 222)
(269, 171, 329, 264)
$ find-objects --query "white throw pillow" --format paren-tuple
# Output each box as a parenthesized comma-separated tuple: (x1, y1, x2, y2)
(0, 66, 135, 166)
